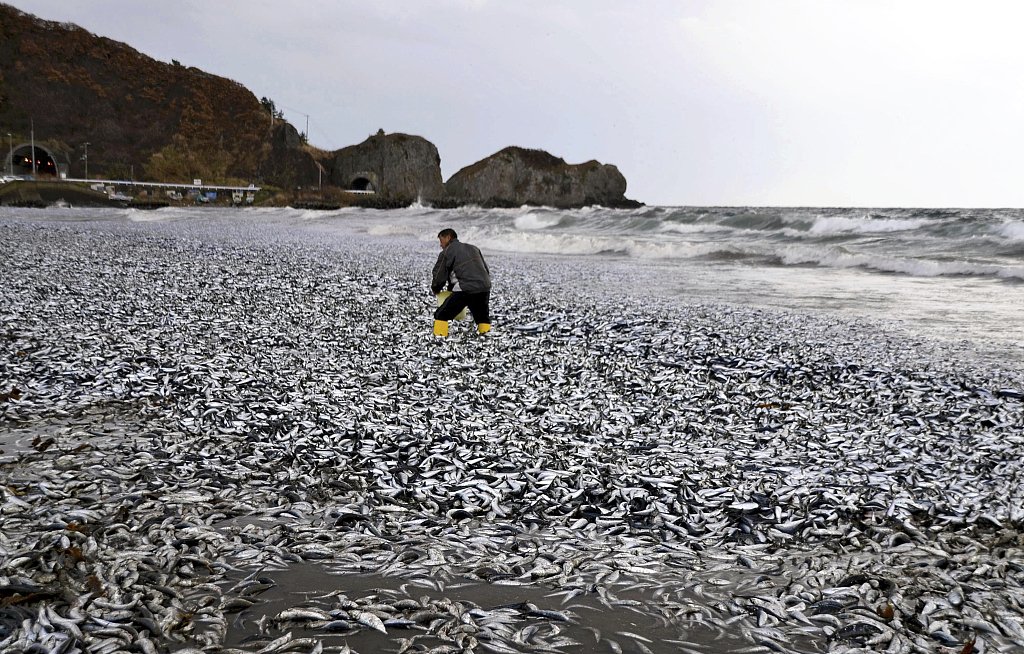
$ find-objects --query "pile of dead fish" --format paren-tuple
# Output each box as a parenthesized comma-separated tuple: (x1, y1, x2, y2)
(1, 212, 1023, 654)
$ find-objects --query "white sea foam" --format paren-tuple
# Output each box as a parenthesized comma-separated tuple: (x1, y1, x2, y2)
(474, 232, 627, 256)
(807, 215, 928, 235)
(474, 229, 747, 261)
(513, 212, 563, 230)
(997, 220, 1024, 241)
(366, 223, 423, 237)
(626, 240, 745, 259)
(126, 206, 191, 222)
(657, 222, 733, 235)
(298, 209, 336, 222)
(779, 245, 1024, 280)
(125, 208, 164, 222)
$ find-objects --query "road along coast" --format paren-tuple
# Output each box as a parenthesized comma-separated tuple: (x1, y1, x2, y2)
(2, 211, 1023, 653)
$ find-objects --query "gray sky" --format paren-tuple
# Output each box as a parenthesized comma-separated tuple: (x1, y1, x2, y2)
(8, 1, 1024, 207)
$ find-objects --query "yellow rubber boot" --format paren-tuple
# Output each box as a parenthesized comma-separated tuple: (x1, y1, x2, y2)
(477, 323, 491, 335)
(433, 320, 449, 337)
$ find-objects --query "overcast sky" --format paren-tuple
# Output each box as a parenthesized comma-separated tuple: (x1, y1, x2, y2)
(8, 1, 1024, 207)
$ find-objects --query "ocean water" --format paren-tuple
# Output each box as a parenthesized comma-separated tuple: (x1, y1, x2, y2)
(6, 204, 1024, 364)
(311, 203, 1024, 365)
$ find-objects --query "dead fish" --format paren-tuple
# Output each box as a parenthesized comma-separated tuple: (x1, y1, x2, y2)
(353, 611, 388, 633)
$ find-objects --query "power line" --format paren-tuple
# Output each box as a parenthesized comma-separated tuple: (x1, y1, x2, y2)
(276, 104, 337, 146)
(277, 104, 308, 136)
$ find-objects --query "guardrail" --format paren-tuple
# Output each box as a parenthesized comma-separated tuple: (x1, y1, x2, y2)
(61, 178, 260, 192)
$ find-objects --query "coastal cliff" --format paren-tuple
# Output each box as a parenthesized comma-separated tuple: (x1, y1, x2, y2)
(329, 131, 445, 204)
(0, 4, 640, 208)
(446, 147, 640, 208)
(0, 4, 319, 187)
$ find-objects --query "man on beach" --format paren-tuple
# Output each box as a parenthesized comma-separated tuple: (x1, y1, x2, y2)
(432, 228, 491, 336)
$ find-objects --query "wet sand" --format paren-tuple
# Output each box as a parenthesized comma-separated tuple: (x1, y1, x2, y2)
(220, 564, 768, 653)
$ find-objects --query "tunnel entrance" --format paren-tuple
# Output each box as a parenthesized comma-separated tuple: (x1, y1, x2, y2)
(349, 176, 374, 192)
(7, 144, 58, 177)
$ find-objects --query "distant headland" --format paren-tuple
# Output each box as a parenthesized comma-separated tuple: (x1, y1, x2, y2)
(0, 4, 641, 209)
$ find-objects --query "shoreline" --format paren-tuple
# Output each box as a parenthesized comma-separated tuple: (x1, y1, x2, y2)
(8, 202, 1019, 370)
(2, 214, 1023, 653)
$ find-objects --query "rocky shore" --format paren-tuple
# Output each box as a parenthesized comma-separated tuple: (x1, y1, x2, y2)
(1, 210, 1023, 653)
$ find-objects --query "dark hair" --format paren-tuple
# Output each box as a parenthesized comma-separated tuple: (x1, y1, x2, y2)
(438, 228, 458, 240)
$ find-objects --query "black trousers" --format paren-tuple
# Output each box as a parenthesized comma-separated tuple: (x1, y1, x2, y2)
(435, 291, 490, 324)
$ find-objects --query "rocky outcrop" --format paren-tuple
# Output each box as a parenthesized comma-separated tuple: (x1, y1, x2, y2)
(445, 147, 640, 209)
(328, 131, 445, 203)
(1, 4, 643, 207)
(260, 123, 322, 191)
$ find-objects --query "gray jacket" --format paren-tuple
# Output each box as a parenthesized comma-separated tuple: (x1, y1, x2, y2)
(432, 239, 491, 294)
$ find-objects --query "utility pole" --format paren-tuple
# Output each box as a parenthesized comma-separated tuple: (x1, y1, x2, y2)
(82, 142, 90, 180)
(6, 133, 11, 176)
(30, 118, 36, 177)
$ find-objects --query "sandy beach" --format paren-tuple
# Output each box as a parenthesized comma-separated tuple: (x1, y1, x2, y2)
(2, 211, 1023, 654)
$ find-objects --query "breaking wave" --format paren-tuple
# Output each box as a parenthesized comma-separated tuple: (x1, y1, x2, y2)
(997, 220, 1024, 242)
(778, 246, 1024, 280)
(806, 215, 929, 235)
(7, 203, 1023, 283)
(272, 203, 1024, 282)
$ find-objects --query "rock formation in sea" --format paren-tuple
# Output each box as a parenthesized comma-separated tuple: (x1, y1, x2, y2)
(445, 147, 641, 209)
(328, 130, 445, 204)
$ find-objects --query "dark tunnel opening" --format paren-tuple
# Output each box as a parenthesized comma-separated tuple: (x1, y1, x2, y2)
(350, 177, 374, 192)
(8, 145, 58, 177)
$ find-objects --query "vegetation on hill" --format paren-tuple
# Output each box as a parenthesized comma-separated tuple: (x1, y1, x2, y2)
(0, 3, 296, 186)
